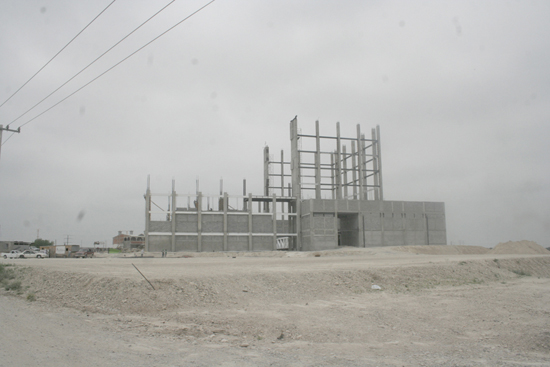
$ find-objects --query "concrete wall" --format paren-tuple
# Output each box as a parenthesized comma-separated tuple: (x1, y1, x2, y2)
(301, 199, 446, 250)
(148, 199, 446, 252)
(148, 211, 291, 252)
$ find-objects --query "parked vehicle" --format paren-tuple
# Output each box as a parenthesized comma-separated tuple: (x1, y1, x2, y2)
(1, 250, 24, 259)
(73, 248, 94, 258)
(20, 250, 47, 259)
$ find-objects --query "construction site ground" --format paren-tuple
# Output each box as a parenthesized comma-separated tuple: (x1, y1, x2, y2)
(1, 241, 550, 366)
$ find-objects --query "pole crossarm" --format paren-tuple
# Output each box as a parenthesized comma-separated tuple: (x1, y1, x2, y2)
(0, 125, 21, 133)
(0, 124, 21, 162)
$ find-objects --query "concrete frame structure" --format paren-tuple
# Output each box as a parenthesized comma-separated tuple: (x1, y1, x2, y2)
(145, 117, 446, 252)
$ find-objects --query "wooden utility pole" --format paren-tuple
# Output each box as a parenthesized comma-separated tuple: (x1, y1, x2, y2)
(0, 124, 21, 162)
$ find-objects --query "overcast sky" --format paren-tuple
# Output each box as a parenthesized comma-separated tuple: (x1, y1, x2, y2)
(0, 0, 548, 248)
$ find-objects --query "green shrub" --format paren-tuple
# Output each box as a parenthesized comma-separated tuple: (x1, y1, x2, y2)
(27, 293, 36, 302)
(511, 269, 530, 277)
(0, 264, 16, 285)
(4, 280, 21, 291)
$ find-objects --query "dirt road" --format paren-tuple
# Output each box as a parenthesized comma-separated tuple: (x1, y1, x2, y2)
(1, 244, 549, 366)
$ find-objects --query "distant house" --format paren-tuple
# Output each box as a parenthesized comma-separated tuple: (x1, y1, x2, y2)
(113, 231, 145, 249)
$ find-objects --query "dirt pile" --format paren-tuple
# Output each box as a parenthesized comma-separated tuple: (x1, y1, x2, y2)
(16, 256, 550, 319)
(5, 255, 547, 353)
(489, 240, 550, 255)
(394, 245, 489, 255)
(3, 248, 550, 366)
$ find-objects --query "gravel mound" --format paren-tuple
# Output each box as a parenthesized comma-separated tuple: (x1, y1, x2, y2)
(16, 256, 550, 319)
(394, 245, 489, 255)
(4, 252, 550, 366)
(489, 240, 550, 255)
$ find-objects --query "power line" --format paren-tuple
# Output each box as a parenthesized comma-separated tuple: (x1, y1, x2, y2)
(15, 0, 217, 131)
(7, 0, 176, 127)
(0, 0, 118, 110)
(2, 0, 216, 147)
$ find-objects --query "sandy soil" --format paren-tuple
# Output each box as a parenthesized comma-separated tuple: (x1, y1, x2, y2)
(1, 241, 550, 366)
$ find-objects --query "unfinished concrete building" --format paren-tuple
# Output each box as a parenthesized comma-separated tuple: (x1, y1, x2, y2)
(145, 117, 447, 252)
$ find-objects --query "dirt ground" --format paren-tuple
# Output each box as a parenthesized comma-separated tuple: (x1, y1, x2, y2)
(1, 241, 550, 366)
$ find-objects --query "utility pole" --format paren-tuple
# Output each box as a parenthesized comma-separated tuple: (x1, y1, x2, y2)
(0, 124, 21, 162)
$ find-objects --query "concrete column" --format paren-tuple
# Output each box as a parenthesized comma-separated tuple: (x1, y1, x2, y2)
(290, 117, 301, 251)
(263, 146, 270, 212)
(361, 134, 368, 199)
(351, 141, 357, 200)
(371, 129, 380, 200)
(359, 213, 365, 247)
(401, 202, 406, 246)
(272, 194, 277, 250)
(342, 145, 348, 199)
(334, 186, 339, 247)
(223, 192, 228, 251)
(376, 125, 384, 200)
(296, 199, 301, 250)
(248, 193, 253, 251)
(335, 122, 342, 199)
(380, 200, 385, 246)
(315, 120, 321, 199)
(243, 179, 247, 211)
(280, 150, 285, 196)
(197, 192, 202, 252)
(330, 153, 335, 199)
(171, 180, 176, 252)
(290, 116, 301, 200)
(145, 176, 151, 251)
(356, 125, 366, 200)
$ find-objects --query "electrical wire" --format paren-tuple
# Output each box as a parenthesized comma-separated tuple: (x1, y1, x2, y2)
(0, 0, 118, 109)
(7, 0, 176, 126)
(17, 0, 217, 130)
(2, 0, 216, 146)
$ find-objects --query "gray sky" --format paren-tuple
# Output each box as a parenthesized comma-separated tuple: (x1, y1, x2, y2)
(0, 0, 548, 248)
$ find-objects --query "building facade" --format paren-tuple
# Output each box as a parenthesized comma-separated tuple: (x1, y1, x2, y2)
(113, 231, 145, 249)
(0, 241, 32, 252)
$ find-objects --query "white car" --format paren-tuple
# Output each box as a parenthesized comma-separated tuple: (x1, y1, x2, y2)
(20, 250, 47, 259)
(1, 250, 24, 259)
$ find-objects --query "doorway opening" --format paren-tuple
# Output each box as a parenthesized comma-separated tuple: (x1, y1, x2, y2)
(337, 213, 359, 247)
